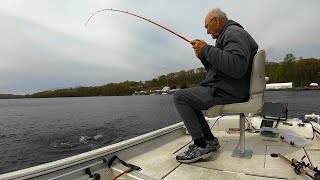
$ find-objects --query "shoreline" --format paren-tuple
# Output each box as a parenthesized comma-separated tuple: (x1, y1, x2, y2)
(1, 88, 320, 99)
(266, 87, 320, 91)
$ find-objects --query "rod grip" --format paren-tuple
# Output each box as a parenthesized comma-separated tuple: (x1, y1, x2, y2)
(278, 153, 292, 164)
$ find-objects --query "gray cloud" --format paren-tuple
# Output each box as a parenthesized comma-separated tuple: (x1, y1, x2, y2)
(0, 0, 320, 94)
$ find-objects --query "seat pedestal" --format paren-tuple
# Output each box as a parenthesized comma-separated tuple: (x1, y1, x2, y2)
(231, 113, 253, 159)
(232, 149, 253, 159)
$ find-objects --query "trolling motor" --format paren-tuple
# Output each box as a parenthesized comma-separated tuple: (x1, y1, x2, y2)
(271, 153, 320, 180)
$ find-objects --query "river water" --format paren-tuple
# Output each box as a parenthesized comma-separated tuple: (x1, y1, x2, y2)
(0, 91, 319, 174)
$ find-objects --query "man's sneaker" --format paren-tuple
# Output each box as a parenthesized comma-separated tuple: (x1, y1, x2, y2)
(176, 144, 212, 163)
(207, 137, 220, 151)
(188, 137, 220, 152)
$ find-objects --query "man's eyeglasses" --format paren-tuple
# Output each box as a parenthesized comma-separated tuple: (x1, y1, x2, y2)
(205, 17, 215, 29)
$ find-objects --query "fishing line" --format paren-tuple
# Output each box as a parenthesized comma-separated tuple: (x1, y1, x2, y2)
(85, 8, 191, 43)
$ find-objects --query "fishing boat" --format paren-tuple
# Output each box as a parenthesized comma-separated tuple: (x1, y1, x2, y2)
(1, 51, 320, 180)
(1, 112, 319, 180)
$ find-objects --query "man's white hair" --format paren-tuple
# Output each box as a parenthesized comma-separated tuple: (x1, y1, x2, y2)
(209, 8, 228, 19)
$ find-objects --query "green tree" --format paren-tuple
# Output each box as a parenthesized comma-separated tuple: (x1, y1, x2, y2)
(284, 53, 296, 62)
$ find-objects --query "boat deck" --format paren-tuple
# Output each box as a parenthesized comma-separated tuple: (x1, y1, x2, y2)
(112, 118, 320, 180)
(1, 116, 320, 180)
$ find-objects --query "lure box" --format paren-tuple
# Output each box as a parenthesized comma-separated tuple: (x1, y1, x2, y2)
(280, 132, 312, 148)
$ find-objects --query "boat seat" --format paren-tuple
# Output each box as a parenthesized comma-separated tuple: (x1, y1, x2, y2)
(207, 50, 266, 159)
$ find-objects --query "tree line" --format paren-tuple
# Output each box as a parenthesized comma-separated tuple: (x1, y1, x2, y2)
(27, 68, 207, 98)
(266, 54, 320, 86)
(27, 54, 320, 98)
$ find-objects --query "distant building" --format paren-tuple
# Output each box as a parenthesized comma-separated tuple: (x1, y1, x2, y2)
(161, 86, 170, 92)
(265, 77, 270, 82)
(266, 82, 293, 90)
(310, 83, 319, 87)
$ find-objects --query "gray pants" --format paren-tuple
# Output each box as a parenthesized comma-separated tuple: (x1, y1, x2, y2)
(174, 86, 219, 140)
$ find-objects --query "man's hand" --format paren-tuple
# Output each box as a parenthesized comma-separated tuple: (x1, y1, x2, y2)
(190, 39, 208, 58)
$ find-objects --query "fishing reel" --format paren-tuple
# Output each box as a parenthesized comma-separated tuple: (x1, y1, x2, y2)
(293, 155, 308, 174)
(294, 155, 320, 180)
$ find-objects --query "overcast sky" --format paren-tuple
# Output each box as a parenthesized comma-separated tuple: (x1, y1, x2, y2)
(1, 0, 319, 94)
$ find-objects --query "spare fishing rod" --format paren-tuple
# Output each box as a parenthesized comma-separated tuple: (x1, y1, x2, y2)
(271, 153, 319, 180)
(85, 8, 191, 43)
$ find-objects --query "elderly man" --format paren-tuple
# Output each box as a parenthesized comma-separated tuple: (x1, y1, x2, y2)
(175, 8, 258, 163)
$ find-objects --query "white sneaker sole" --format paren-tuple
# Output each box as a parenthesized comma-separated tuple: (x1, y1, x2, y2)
(177, 151, 213, 163)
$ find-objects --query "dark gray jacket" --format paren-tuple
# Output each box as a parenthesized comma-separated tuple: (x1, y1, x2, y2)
(199, 20, 258, 103)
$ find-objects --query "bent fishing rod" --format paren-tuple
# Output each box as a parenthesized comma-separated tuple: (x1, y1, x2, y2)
(85, 8, 191, 43)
